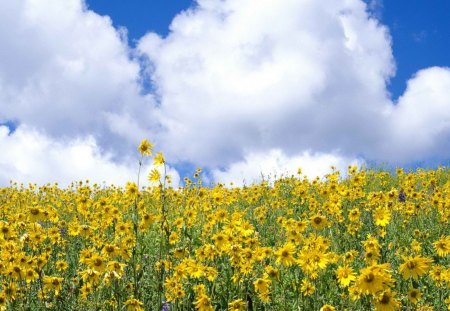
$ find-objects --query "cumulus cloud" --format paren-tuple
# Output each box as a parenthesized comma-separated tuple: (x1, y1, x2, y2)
(383, 67, 450, 163)
(212, 149, 364, 186)
(2, 0, 450, 186)
(138, 0, 395, 167)
(138, 0, 450, 178)
(0, 126, 180, 187)
(0, 0, 157, 154)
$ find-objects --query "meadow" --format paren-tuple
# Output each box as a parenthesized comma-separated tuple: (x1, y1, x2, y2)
(0, 139, 449, 310)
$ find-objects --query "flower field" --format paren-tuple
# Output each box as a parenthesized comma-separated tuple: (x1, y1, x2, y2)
(0, 140, 449, 310)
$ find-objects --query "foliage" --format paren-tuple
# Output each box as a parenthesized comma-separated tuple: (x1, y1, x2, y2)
(0, 140, 449, 310)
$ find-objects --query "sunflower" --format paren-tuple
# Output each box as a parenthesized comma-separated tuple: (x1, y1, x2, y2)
(228, 299, 246, 311)
(373, 206, 391, 227)
(124, 297, 144, 311)
(336, 265, 356, 287)
(320, 305, 336, 311)
(407, 288, 422, 304)
(253, 277, 271, 293)
(356, 264, 392, 295)
(374, 290, 400, 311)
(0, 292, 6, 311)
(137, 139, 153, 156)
(348, 208, 361, 222)
(194, 294, 213, 311)
(433, 236, 450, 257)
(310, 214, 328, 230)
(274, 243, 296, 266)
(399, 256, 433, 280)
(300, 279, 315, 296)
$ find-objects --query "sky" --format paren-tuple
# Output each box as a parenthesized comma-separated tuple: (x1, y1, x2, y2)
(1, 0, 450, 187)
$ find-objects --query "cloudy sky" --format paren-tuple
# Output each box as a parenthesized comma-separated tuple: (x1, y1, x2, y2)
(1, 0, 450, 186)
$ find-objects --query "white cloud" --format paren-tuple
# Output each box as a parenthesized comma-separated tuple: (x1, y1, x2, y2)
(0, 0, 157, 153)
(0, 125, 180, 187)
(383, 67, 450, 163)
(137, 0, 450, 181)
(138, 0, 394, 167)
(212, 149, 364, 186)
(1, 0, 450, 186)
(0, 125, 134, 186)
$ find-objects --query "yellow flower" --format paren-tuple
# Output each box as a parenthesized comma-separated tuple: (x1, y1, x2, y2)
(43, 276, 64, 296)
(274, 242, 296, 266)
(228, 299, 246, 311)
(138, 139, 153, 156)
(7, 264, 25, 280)
(148, 168, 161, 183)
(169, 231, 179, 245)
(373, 206, 391, 227)
(55, 260, 68, 272)
(300, 279, 315, 296)
(85, 253, 107, 273)
(0, 292, 6, 311)
(310, 214, 328, 230)
(153, 152, 165, 166)
(434, 236, 450, 257)
(194, 294, 213, 311)
(336, 265, 356, 287)
(399, 256, 433, 280)
(374, 290, 400, 311)
(320, 305, 336, 311)
(24, 268, 39, 284)
(124, 297, 144, 311)
(356, 264, 392, 295)
(407, 288, 422, 304)
(348, 208, 361, 222)
(106, 261, 127, 279)
(253, 277, 271, 293)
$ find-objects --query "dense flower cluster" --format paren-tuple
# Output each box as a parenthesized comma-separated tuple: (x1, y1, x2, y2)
(0, 140, 449, 310)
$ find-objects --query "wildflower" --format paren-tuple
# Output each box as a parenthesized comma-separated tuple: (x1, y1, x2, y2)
(7, 264, 25, 280)
(336, 265, 356, 287)
(154, 152, 165, 165)
(399, 256, 433, 280)
(434, 236, 450, 257)
(85, 253, 107, 272)
(429, 265, 446, 287)
(3, 283, 16, 301)
(320, 305, 336, 311)
(228, 299, 246, 311)
(106, 261, 127, 278)
(148, 169, 161, 183)
(55, 260, 68, 271)
(264, 265, 279, 279)
(310, 214, 328, 230)
(274, 243, 296, 266)
(373, 206, 391, 227)
(43, 276, 64, 296)
(348, 208, 361, 222)
(300, 279, 315, 296)
(79, 283, 93, 300)
(0, 292, 6, 311)
(194, 294, 213, 311)
(253, 277, 271, 293)
(124, 297, 144, 311)
(24, 268, 39, 284)
(356, 264, 392, 295)
(169, 231, 179, 245)
(138, 139, 153, 156)
(374, 290, 400, 311)
(407, 288, 422, 304)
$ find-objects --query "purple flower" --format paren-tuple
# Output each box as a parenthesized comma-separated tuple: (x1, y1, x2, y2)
(161, 302, 170, 311)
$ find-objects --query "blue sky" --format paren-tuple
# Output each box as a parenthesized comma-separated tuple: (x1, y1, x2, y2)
(86, 0, 450, 100)
(1, 0, 450, 186)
